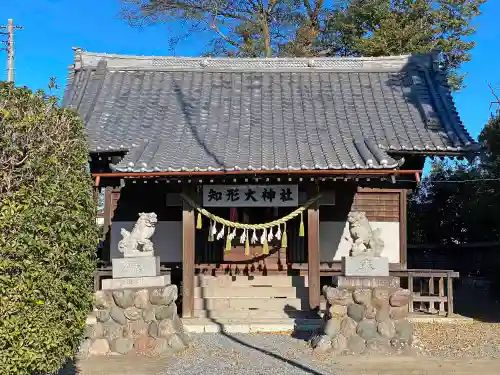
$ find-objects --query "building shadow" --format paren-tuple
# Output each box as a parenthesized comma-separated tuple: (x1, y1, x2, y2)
(56, 358, 78, 375)
(282, 303, 323, 342)
(452, 281, 500, 323)
(200, 285, 326, 375)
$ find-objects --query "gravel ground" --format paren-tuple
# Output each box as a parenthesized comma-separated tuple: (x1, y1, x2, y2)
(73, 327, 500, 375)
(413, 322, 500, 358)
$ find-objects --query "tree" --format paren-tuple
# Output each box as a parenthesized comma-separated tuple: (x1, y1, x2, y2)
(0, 83, 99, 375)
(324, 0, 486, 90)
(480, 85, 500, 173)
(120, 0, 327, 57)
(408, 158, 500, 245)
(408, 103, 500, 246)
(119, 0, 485, 89)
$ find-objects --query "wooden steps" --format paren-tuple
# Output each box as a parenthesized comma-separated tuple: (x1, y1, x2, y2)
(192, 309, 319, 319)
(182, 317, 322, 333)
(190, 275, 318, 332)
(194, 286, 307, 298)
(193, 297, 307, 311)
(195, 275, 309, 287)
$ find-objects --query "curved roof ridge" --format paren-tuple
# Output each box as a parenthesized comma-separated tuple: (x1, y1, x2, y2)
(72, 50, 438, 73)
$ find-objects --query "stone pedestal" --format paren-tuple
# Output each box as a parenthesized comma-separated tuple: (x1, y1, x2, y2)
(112, 256, 160, 279)
(342, 256, 389, 277)
(103, 255, 169, 291)
(102, 274, 171, 291)
(80, 286, 189, 356)
(312, 285, 414, 355)
(336, 276, 400, 289)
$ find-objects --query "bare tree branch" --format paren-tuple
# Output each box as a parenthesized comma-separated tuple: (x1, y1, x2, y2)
(488, 82, 500, 110)
(206, 16, 241, 48)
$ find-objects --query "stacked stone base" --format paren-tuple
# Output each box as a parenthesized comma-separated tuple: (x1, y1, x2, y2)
(80, 285, 189, 356)
(312, 285, 413, 355)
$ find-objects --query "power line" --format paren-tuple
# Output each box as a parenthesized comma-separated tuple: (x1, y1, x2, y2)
(399, 177, 500, 184)
(0, 19, 23, 83)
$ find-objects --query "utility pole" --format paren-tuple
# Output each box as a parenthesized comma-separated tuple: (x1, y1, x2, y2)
(1, 19, 23, 83)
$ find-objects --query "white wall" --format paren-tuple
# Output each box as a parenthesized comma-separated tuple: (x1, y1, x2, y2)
(110, 221, 183, 263)
(319, 221, 400, 263)
(110, 220, 400, 264)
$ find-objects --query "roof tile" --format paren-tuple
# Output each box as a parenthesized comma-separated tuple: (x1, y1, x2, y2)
(64, 52, 476, 173)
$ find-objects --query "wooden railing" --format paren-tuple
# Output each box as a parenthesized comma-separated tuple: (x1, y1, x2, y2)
(400, 269, 459, 316)
(295, 263, 459, 317)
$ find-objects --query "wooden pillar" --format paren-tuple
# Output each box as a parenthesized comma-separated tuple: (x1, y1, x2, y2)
(446, 271, 454, 316)
(307, 185, 320, 311)
(399, 189, 408, 268)
(102, 187, 113, 239)
(182, 189, 195, 318)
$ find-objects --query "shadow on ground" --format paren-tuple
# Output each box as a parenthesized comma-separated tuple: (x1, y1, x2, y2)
(453, 282, 500, 323)
(56, 358, 78, 375)
(201, 288, 325, 375)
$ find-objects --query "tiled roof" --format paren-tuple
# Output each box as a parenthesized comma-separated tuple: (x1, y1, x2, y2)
(63, 52, 476, 173)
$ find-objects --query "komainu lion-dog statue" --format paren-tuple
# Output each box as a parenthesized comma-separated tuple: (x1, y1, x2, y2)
(118, 212, 158, 256)
(345, 211, 384, 257)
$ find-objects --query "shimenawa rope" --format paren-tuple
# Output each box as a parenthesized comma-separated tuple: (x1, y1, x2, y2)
(180, 193, 321, 230)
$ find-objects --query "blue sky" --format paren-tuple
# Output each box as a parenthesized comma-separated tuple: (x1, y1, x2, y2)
(1, 0, 499, 142)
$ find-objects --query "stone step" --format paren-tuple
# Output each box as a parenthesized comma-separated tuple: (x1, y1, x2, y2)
(193, 286, 307, 299)
(181, 317, 322, 333)
(195, 275, 309, 288)
(193, 297, 307, 311)
(193, 309, 319, 319)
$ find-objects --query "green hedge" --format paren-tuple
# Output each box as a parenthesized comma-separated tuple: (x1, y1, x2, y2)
(0, 83, 99, 374)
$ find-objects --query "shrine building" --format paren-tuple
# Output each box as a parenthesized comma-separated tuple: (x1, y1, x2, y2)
(63, 51, 475, 321)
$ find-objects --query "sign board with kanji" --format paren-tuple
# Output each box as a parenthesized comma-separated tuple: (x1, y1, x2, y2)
(202, 185, 299, 207)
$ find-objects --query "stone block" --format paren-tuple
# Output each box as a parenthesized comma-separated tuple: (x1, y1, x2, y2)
(86, 314, 97, 325)
(158, 319, 178, 337)
(134, 289, 150, 309)
(124, 320, 149, 338)
(340, 316, 357, 338)
(94, 290, 112, 309)
(342, 256, 389, 277)
(324, 317, 341, 337)
(337, 276, 400, 289)
(109, 306, 127, 325)
(150, 285, 178, 306)
(328, 304, 348, 319)
(317, 286, 415, 356)
(112, 256, 160, 279)
(110, 338, 134, 354)
(323, 287, 353, 306)
(123, 250, 154, 258)
(84, 323, 104, 339)
(155, 304, 177, 320)
(377, 320, 396, 338)
(311, 335, 332, 353)
(102, 275, 171, 290)
(95, 309, 110, 323)
(168, 333, 187, 351)
(183, 323, 207, 333)
(124, 307, 142, 321)
(389, 289, 411, 307)
(112, 290, 135, 308)
(347, 303, 365, 322)
(356, 319, 378, 341)
(347, 335, 366, 354)
(134, 336, 155, 354)
(331, 333, 348, 351)
(89, 339, 110, 356)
